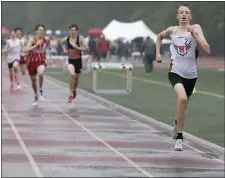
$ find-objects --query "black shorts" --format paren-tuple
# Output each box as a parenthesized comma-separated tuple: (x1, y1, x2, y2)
(168, 72, 197, 97)
(8, 60, 19, 69)
(68, 58, 82, 74)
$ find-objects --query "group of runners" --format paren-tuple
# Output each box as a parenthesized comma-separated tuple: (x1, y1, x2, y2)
(2, 3, 210, 151)
(2, 24, 89, 105)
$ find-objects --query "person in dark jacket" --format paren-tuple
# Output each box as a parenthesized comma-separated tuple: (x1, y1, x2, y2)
(141, 36, 156, 74)
(88, 36, 100, 62)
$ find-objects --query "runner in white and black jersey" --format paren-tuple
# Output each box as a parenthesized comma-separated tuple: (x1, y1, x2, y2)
(155, 3, 210, 151)
(15, 27, 28, 76)
(2, 30, 22, 92)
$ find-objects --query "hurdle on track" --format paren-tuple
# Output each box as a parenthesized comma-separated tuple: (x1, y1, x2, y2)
(91, 62, 133, 94)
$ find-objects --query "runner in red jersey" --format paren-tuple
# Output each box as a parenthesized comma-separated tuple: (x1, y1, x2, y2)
(24, 24, 50, 105)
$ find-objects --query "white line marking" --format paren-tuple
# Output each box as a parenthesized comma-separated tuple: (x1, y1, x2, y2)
(5, 74, 153, 176)
(46, 76, 225, 165)
(2, 106, 44, 177)
(44, 99, 154, 177)
(4, 70, 223, 173)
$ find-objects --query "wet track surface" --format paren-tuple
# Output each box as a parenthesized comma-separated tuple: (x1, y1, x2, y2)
(2, 71, 224, 177)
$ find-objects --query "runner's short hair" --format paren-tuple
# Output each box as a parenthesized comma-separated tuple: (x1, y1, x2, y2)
(14, 27, 23, 32)
(35, 24, 45, 31)
(177, 3, 192, 12)
(69, 24, 79, 30)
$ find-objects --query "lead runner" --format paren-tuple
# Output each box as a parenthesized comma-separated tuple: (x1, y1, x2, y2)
(155, 3, 210, 151)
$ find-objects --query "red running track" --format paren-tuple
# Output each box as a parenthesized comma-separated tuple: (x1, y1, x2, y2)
(2, 68, 224, 177)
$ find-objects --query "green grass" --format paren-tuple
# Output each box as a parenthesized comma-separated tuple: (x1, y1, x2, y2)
(46, 67, 224, 147)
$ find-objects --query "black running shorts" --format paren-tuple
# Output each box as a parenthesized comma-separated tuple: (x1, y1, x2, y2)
(168, 72, 197, 97)
(68, 58, 82, 74)
(8, 60, 19, 69)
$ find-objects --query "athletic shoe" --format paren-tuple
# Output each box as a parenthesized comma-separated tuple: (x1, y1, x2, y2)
(32, 95, 38, 106)
(174, 139, 183, 151)
(16, 85, 21, 90)
(68, 94, 74, 103)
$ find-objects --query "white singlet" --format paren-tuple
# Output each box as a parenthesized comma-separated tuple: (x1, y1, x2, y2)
(6, 38, 22, 63)
(169, 26, 198, 79)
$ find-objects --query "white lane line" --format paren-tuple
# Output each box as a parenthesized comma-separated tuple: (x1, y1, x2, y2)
(2, 106, 44, 177)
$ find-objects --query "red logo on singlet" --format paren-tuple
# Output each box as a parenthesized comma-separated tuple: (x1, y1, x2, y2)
(178, 46, 185, 53)
(68, 49, 81, 59)
(174, 37, 192, 56)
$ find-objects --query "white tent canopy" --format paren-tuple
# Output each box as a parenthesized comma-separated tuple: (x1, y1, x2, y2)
(102, 19, 171, 44)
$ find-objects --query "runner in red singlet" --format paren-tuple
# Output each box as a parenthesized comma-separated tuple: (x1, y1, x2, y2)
(24, 24, 50, 105)
(61, 24, 89, 103)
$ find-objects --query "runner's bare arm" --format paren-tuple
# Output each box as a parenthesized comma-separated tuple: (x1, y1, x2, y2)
(74, 36, 89, 52)
(23, 37, 38, 53)
(2, 41, 11, 53)
(20, 40, 25, 53)
(156, 26, 174, 56)
(191, 24, 211, 55)
(23, 38, 29, 56)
